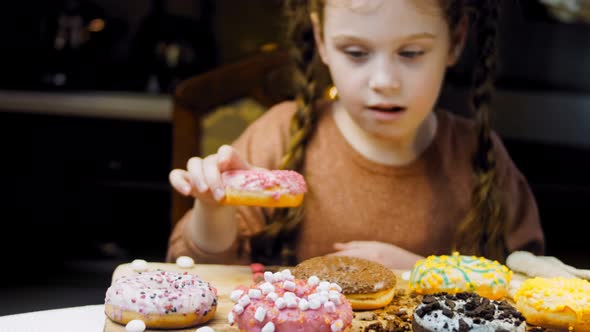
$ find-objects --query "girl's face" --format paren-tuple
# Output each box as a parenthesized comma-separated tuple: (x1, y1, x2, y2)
(314, 0, 462, 141)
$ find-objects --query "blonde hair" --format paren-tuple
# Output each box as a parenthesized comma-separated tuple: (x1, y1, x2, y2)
(250, 0, 508, 265)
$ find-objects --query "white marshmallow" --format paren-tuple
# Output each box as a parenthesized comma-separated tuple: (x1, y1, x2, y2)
(329, 290, 342, 305)
(232, 304, 244, 315)
(266, 292, 278, 302)
(259, 282, 275, 295)
(175, 256, 194, 268)
(286, 297, 298, 308)
(283, 280, 296, 291)
(309, 298, 321, 310)
(248, 289, 262, 299)
(227, 312, 235, 325)
(275, 297, 286, 309)
(307, 275, 320, 286)
(125, 319, 146, 332)
(254, 307, 267, 322)
(264, 271, 274, 283)
(318, 281, 331, 291)
(273, 272, 283, 282)
(195, 327, 214, 332)
(298, 298, 310, 311)
(330, 282, 342, 292)
(238, 295, 251, 307)
(130, 259, 148, 272)
(261, 322, 275, 332)
(230, 290, 244, 303)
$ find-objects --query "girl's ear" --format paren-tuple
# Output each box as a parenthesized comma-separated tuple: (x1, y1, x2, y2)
(310, 12, 328, 65)
(448, 15, 469, 66)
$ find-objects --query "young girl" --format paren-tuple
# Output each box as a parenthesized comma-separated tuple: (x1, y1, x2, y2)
(167, 0, 544, 269)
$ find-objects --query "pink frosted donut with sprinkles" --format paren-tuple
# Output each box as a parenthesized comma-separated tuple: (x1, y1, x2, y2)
(221, 169, 307, 208)
(228, 269, 353, 332)
(104, 270, 218, 329)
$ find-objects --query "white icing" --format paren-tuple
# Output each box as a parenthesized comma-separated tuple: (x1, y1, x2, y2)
(125, 319, 146, 332)
(401, 271, 411, 281)
(175, 256, 194, 268)
(105, 271, 216, 315)
(131, 259, 148, 272)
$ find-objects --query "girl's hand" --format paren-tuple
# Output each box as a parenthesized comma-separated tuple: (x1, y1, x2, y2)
(331, 241, 423, 270)
(169, 145, 252, 205)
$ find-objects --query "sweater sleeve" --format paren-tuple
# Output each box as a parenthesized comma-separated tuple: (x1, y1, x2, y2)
(492, 133, 545, 255)
(166, 101, 296, 264)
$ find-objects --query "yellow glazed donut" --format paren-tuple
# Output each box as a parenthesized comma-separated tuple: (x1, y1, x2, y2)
(409, 253, 512, 300)
(514, 277, 590, 332)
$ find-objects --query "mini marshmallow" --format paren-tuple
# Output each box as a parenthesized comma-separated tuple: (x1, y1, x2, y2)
(232, 304, 244, 315)
(259, 282, 275, 295)
(130, 259, 148, 272)
(329, 290, 342, 305)
(227, 312, 235, 325)
(286, 297, 298, 308)
(309, 298, 321, 310)
(125, 319, 146, 332)
(281, 269, 295, 280)
(273, 272, 283, 282)
(330, 282, 342, 292)
(261, 322, 275, 332)
(283, 280, 296, 291)
(266, 292, 278, 302)
(318, 281, 331, 291)
(238, 295, 251, 307)
(230, 290, 244, 303)
(298, 298, 310, 311)
(248, 289, 262, 299)
(264, 271, 274, 283)
(307, 275, 320, 286)
(283, 291, 296, 300)
(254, 307, 267, 322)
(175, 256, 194, 268)
(275, 297, 287, 309)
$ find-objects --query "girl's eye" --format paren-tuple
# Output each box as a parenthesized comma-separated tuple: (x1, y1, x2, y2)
(399, 50, 425, 59)
(344, 49, 368, 59)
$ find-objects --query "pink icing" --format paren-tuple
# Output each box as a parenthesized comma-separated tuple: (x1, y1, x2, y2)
(105, 270, 217, 317)
(222, 170, 307, 198)
(229, 276, 353, 332)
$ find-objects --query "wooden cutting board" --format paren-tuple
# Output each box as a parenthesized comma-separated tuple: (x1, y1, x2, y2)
(102, 263, 416, 332)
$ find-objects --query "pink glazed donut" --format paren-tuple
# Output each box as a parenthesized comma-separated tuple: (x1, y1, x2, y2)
(227, 269, 353, 332)
(105, 270, 218, 329)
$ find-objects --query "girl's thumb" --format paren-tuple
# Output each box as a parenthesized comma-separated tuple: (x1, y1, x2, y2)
(217, 145, 251, 171)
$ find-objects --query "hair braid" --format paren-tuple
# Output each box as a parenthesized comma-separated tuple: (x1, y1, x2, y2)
(453, 0, 508, 262)
(249, 0, 322, 265)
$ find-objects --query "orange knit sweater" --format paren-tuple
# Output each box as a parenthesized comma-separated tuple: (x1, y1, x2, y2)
(167, 101, 544, 264)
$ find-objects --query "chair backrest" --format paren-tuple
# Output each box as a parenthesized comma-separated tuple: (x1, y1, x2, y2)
(170, 49, 292, 226)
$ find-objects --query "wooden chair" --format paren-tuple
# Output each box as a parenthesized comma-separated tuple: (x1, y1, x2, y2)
(170, 49, 293, 227)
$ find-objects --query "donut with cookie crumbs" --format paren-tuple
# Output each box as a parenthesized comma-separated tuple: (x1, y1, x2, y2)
(412, 292, 526, 332)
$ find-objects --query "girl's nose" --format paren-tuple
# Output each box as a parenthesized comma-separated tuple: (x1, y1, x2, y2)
(368, 61, 401, 95)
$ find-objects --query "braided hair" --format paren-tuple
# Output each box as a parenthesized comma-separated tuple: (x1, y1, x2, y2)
(251, 0, 508, 265)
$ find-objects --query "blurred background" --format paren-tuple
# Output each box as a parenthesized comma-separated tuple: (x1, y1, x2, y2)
(0, 0, 589, 316)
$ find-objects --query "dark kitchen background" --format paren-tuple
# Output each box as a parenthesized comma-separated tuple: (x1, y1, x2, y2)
(0, 0, 589, 315)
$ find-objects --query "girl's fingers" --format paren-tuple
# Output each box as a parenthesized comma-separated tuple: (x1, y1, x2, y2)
(169, 169, 192, 196)
(202, 154, 225, 201)
(187, 157, 207, 192)
(217, 145, 251, 171)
